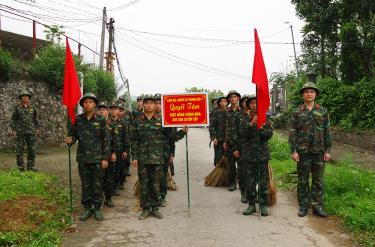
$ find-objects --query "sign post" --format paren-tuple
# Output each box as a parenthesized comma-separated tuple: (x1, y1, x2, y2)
(161, 93, 210, 211)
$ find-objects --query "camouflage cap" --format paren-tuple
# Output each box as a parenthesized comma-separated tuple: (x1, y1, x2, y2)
(210, 98, 218, 104)
(79, 93, 99, 107)
(154, 93, 162, 101)
(226, 90, 241, 100)
(136, 96, 144, 101)
(245, 94, 257, 107)
(118, 103, 125, 110)
(108, 101, 119, 108)
(239, 94, 251, 104)
(118, 96, 126, 102)
(97, 101, 108, 109)
(143, 94, 155, 102)
(18, 91, 32, 100)
(300, 82, 320, 96)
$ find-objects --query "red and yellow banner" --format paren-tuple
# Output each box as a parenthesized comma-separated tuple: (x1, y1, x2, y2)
(162, 93, 209, 127)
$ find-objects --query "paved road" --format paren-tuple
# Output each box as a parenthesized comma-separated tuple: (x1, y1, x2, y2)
(62, 128, 351, 247)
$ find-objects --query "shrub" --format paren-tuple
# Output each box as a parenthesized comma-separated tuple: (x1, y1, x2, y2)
(0, 48, 15, 81)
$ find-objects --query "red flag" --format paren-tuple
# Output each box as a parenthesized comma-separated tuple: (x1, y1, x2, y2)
(62, 37, 82, 124)
(252, 29, 270, 129)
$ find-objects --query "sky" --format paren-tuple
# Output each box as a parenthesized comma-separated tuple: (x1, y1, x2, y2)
(0, 0, 305, 97)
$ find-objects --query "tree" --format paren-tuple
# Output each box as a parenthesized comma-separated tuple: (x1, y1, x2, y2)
(44, 25, 65, 44)
(185, 87, 224, 111)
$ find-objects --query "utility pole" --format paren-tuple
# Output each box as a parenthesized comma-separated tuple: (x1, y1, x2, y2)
(289, 24, 299, 78)
(105, 17, 115, 75)
(99, 7, 107, 69)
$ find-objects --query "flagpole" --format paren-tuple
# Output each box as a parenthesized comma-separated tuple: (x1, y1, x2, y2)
(67, 117, 74, 224)
(185, 132, 191, 213)
(256, 87, 261, 217)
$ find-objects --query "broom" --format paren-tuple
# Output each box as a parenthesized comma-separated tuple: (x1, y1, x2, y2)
(204, 155, 229, 187)
(167, 171, 179, 191)
(133, 179, 142, 211)
(267, 163, 277, 206)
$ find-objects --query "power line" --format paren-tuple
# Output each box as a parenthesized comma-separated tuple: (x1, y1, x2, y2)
(108, 0, 143, 11)
(0, 8, 100, 55)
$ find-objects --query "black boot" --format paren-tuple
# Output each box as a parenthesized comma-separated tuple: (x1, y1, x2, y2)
(313, 207, 328, 218)
(298, 207, 308, 217)
(106, 197, 114, 207)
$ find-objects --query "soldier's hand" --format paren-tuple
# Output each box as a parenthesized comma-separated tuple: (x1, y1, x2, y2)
(132, 160, 138, 168)
(111, 152, 117, 162)
(324, 152, 330, 162)
(223, 142, 228, 151)
(182, 126, 189, 133)
(169, 156, 174, 164)
(11, 130, 16, 137)
(65, 137, 73, 144)
(291, 152, 300, 162)
(213, 138, 218, 146)
(122, 152, 127, 159)
(251, 116, 258, 126)
(233, 150, 240, 158)
(101, 160, 109, 169)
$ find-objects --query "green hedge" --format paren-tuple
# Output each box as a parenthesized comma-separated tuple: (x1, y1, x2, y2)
(0, 48, 15, 81)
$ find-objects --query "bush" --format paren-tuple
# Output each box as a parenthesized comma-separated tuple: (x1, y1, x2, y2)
(85, 68, 117, 102)
(272, 111, 292, 129)
(0, 48, 15, 81)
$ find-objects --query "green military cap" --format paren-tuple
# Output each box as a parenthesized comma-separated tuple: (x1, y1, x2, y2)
(136, 96, 144, 101)
(97, 101, 108, 109)
(300, 82, 320, 96)
(226, 90, 241, 100)
(216, 96, 227, 106)
(109, 101, 119, 108)
(143, 94, 155, 102)
(118, 103, 125, 110)
(245, 94, 257, 107)
(18, 91, 32, 100)
(79, 93, 99, 107)
(154, 93, 162, 101)
(118, 96, 126, 102)
(210, 98, 218, 104)
(239, 94, 251, 105)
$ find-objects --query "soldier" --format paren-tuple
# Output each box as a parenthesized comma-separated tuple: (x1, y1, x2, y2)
(97, 102, 109, 118)
(239, 94, 250, 111)
(234, 95, 273, 216)
(108, 102, 129, 197)
(132, 94, 187, 220)
(224, 90, 242, 191)
(209, 98, 218, 117)
(65, 93, 110, 221)
(209, 96, 228, 167)
(132, 96, 144, 119)
(289, 82, 332, 218)
(118, 102, 133, 178)
(10, 91, 40, 171)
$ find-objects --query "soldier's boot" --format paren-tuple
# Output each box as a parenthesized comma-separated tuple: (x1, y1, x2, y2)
(260, 206, 268, 217)
(228, 184, 236, 192)
(114, 189, 120, 196)
(313, 207, 327, 218)
(18, 165, 25, 172)
(94, 208, 104, 221)
(138, 209, 151, 220)
(240, 191, 248, 204)
(27, 166, 38, 172)
(151, 208, 164, 219)
(159, 196, 167, 207)
(105, 197, 114, 208)
(243, 205, 257, 215)
(298, 207, 308, 217)
(79, 207, 92, 221)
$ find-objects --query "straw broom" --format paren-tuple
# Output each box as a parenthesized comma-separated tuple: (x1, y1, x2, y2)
(167, 171, 179, 191)
(133, 179, 142, 211)
(204, 155, 229, 187)
(267, 163, 277, 206)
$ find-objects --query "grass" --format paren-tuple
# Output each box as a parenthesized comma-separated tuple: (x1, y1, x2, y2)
(270, 134, 375, 247)
(0, 170, 70, 247)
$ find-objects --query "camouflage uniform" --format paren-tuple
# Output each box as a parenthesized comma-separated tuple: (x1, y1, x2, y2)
(234, 114, 273, 206)
(209, 102, 227, 166)
(225, 104, 242, 189)
(132, 111, 185, 211)
(119, 103, 133, 178)
(69, 111, 110, 210)
(132, 96, 144, 119)
(289, 103, 332, 210)
(10, 92, 40, 170)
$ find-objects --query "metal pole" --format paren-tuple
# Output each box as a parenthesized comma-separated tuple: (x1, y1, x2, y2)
(256, 87, 261, 217)
(67, 117, 74, 224)
(289, 25, 299, 78)
(185, 132, 191, 211)
(99, 7, 106, 70)
(77, 72, 83, 115)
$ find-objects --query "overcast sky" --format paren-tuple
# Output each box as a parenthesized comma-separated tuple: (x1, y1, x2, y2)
(1, 0, 304, 97)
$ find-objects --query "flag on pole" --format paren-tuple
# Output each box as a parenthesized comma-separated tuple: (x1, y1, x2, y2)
(62, 37, 82, 124)
(252, 28, 270, 129)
